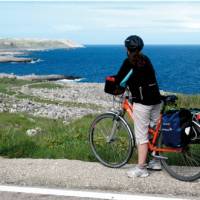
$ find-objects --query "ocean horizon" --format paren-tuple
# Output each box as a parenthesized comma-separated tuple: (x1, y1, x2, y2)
(0, 45, 199, 94)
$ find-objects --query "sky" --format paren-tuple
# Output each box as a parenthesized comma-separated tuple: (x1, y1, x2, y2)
(0, 1, 200, 44)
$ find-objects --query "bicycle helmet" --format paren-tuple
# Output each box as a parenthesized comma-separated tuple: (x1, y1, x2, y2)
(124, 35, 144, 51)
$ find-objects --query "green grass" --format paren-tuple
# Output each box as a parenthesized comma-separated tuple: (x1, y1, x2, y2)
(0, 78, 31, 95)
(0, 78, 63, 95)
(28, 82, 64, 89)
(0, 109, 199, 166)
(177, 94, 200, 109)
(0, 112, 96, 160)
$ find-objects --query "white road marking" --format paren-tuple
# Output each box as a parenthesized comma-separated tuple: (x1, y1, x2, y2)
(0, 185, 189, 200)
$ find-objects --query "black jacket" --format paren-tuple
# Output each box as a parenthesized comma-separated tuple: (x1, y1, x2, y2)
(115, 54, 161, 105)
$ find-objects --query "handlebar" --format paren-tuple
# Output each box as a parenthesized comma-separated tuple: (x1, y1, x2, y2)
(111, 87, 179, 114)
(115, 87, 178, 106)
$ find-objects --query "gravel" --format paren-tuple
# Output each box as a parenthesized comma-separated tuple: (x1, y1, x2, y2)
(0, 158, 199, 199)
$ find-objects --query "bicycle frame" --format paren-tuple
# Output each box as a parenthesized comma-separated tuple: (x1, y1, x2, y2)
(122, 97, 183, 154)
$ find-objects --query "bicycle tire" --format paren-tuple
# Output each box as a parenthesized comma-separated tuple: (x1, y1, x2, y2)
(89, 112, 135, 168)
(159, 124, 200, 181)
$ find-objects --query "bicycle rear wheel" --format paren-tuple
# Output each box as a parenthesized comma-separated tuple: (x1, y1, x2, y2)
(159, 125, 200, 181)
(89, 112, 135, 168)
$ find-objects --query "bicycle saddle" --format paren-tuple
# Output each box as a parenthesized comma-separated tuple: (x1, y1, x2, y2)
(161, 95, 178, 104)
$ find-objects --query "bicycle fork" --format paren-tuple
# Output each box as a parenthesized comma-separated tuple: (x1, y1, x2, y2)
(106, 114, 122, 143)
(106, 120, 117, 143)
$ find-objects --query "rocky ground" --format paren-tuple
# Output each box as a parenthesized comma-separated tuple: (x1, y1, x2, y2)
(0, 81, 117, 122)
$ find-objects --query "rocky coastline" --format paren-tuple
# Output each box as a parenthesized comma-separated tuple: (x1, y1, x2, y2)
(0, 56, 32, 63)
(0, 73, 82, 81)
(0, 38, 84, 50)
(0, 81, 114, 123)
(0, 38, 84, 63)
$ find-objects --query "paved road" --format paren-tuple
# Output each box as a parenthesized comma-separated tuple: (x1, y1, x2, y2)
(0, 192, 96, 200)
(0, 158, 199, 199)
(0, 188, 191, 200)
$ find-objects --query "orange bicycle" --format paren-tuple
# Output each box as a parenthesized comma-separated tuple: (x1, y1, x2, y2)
(89, 88, 200, 181)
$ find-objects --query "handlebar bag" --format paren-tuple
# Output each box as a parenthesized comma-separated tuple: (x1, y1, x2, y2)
(104, 76, 125, 95)
(162, 109, 192, 147)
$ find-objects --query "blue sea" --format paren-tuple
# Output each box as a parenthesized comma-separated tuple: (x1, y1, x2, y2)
(0, 45, 199, 94)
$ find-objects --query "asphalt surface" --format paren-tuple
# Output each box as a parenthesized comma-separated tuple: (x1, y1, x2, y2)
(0, 158, 199, 199)
(0, 192, 97, 200)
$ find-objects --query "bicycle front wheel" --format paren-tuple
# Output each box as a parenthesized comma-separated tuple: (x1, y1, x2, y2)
(89, 112, 135, 168)
(159, 125, 200, 181)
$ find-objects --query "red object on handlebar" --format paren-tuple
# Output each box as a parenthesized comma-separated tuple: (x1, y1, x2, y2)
(106, 76, 115, 82)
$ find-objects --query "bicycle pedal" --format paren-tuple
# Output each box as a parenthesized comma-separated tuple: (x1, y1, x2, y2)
(152, 154, 168, 160)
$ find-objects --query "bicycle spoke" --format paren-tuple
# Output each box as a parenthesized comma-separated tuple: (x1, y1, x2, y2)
(97, 121, 112, 139)
(184, 150, 200, 167)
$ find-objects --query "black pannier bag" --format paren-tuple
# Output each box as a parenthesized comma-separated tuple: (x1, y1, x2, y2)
(104, 76, 125, 95)
(162, 109, 192, 147)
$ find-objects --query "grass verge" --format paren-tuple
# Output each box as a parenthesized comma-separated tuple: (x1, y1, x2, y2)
(0, 112, 96, 161)
(177, 94, 200, 109)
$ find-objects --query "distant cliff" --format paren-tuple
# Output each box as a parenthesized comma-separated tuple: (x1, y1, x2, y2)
(0, 38, 84, 50)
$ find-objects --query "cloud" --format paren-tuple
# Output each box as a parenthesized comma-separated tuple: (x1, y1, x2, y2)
(53, 24, 83, 32)
(0, 1, 200, 44)
(185, 22, 200, 29)
(179, 17, 200, 31)
(91, 2, 200, 34)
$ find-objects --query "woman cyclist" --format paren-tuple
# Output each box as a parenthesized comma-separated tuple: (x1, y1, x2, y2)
(115, 35, 162, 178)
